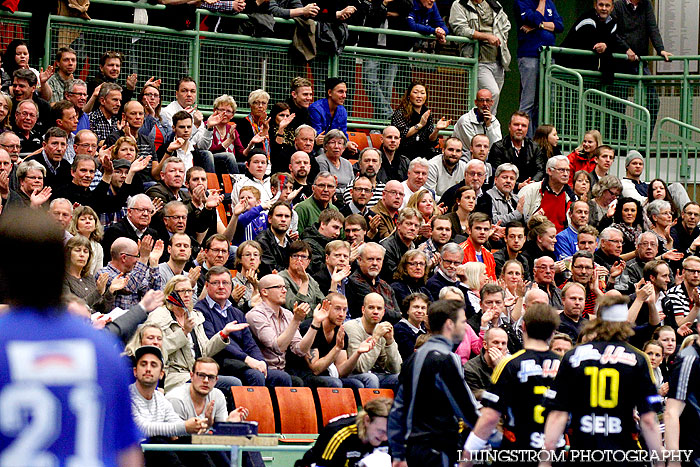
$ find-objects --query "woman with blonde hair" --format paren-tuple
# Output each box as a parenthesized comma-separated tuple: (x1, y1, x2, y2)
(133, 275, 245, 392)
(111, 135, 139, 162)
(0, 92, 11, 132)
(567, 129, 602, 176)
(521, 215, 558, 274)
(463, 262, 488, 317)
(69, 205, 104, 275)
(406, 189, 439, 240)
(588, 175, 622, 230)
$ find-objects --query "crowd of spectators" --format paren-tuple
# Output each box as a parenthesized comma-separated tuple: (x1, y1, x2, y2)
(0, 0, 691, 464)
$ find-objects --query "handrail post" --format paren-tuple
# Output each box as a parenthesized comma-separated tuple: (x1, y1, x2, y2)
(43, 15, 52, 68)
(327, 54, 339, 78)
(192, 10, 201, 83)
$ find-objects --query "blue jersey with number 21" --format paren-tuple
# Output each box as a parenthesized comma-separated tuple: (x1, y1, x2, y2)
(0, 309, 142, 467)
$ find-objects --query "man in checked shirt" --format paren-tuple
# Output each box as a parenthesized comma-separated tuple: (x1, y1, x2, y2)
(97, 235, 164, 310)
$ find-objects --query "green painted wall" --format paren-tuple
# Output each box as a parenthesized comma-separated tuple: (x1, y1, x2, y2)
(495, 0, 591, 128)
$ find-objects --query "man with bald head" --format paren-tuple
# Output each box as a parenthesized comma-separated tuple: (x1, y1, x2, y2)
(105, 100, 156, 163)
(368, 179, 404, 240)
(102, 193, 160, 262)
(532, 256, 563, 309)
(49, 198, 74, 243)
(289, 150, 313, 203)
(97, 235, 163, 310)
(376, 126, 409, 184)
(344, 293, 402, 390)
(452, 89, 502, 158)
(271, 124, 321, 182)
(246, 274, 323, 383)
(513, 287, 551, 343)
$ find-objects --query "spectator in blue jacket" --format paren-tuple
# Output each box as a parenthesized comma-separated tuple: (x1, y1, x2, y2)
(309, 77, 359, 154)
(196, 266, 294, 387)
(407, 0, 448, 44)
(514, 0, 563, 137)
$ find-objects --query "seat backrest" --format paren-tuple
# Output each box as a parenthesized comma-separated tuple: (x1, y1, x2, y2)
(348, 131, 370, 151)
(221, 173, 235, 194)
(231, 386, 276, 434)
(369, 133, 382, 148)
(316, 387, 358, 428)
(357, 388, 394, 406)
(275, 387, 318, 434)
(206, 173, 221, 190)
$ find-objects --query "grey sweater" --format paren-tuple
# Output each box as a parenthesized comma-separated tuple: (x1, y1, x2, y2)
(612, 0, 665, 55)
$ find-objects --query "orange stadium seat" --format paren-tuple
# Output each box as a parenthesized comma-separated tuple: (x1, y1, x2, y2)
(231, 386, 276, 434)
(275, 387, 318, 434)
(357, 388, 394, 406)
(316, 387, 358, 428)
(348, 131, 370, 151)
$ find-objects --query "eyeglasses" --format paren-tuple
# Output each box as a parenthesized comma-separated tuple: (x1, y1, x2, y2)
(291, 254, 309, 260)
(17, 111, 37, 118)
(442, 259, 461, 266)
(207, 280, 232, 287)
(315, 183, 336, 191)
(685, 269, 700, 275)
(353, 187, 372, 193)
(475, 98, 493, 103)
(0, 143, 20, 150)
(216, 109, 234, 115)
(175, 288, 194, 294)
(264, 285, 287, 290)
(406, 261, 426, 267)
(467, 172, 485, 178)
(605, 189, 621, 197)
(130, 207, 154, 215)
(385, 190, 404, 197)
(195, 372, 218, 381)
(121, 252, 140, 258)
(164, 215, 187, 220)
(68, 91, 89, 97)
(572, 265, 594, 271)
(552, 167, 570, 173)
(208, 248, 228, 255)
(143, 92, 160, 98)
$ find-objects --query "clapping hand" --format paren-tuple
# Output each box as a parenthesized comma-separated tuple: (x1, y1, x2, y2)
(222, 320, 250, 336)
(435, 117, 450, 130)
(357, 336, 375, 354)
(30, 187, 52, 208)
(293, 301, 311, 321)
(313, 299, 331, 323)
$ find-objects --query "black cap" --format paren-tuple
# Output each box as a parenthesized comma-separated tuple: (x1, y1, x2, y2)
(113, 158, 132, 170)
(134, 345, 164, 365)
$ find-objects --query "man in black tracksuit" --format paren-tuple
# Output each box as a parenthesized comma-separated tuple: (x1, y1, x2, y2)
(388, 300, 480, 466)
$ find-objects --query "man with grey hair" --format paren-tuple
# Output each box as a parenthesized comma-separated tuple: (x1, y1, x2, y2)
(295, 171, 340, 233)
(488, 162, 523, 224)
(379, 207, 421, 281)
(0, 147, 13, 203)
(426, 242, 472, 303)
(595, 226, 624, 272)
(98, 236, 163, 310)
(451, 89, 503, 156)
(519, 154, 575, 231)
(103, 193, 160, 263)
(439, 158, 493, 215)
(48, 197, 74, 243)
(345, 242, 401, 322)
(25, 127, 71, 190)
(616, 231, 682, 295)
(88, 82, 122, 142)
(10, 69, 53, 133)
(532, 256, 563, 309)
(401, 157, 432, 207)
(376, 126, 409, 184)
(64, 78, 91, 132)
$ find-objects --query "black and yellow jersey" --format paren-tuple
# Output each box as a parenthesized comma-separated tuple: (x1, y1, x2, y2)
(296, 415, 387, 467)
(481, 348, 562, 450)
(544, 340, 663, 451)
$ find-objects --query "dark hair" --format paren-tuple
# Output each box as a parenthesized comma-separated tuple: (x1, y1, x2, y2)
(427, 299, 463, 333)
(186, 166, 206, 183)
(99, 50, 123, 67)
(572, 250, 594, 267)
(288, 240, 312, 257)
(593, 144, 615, 159)
(511, 110, 529, 122)
(0, 209, 65, 308)
(176, 76, 197, 91)
(533, 124, 557, 159)
(401, 292, 430, 316)
(398, 79, 428, 118)
(268, 200, 293, 218)
(51, 100, 78, 124)
(205, 265, 231, 282)
(453, 186, 476, 211)
(643, 259, 669, 281)
(43, 127, 68, 142)
(480, 283, 505, 300)
(2, 39, 28, 77)
(205, 234, 229, 250)
(269, 102, 291, 131)
(319, 209, 344, 226)
(613, 197, 644, 227)
(13, 68, 36, 87)
(523, 303, 560, 340)
(71, 154, 96, 171)
(505, 220, 525, 237)
(647, 179, 680, 218)
(431, 214, 452, 229)
(172, 110, 192, 127)
(642, 339, 663, 352)
(325, 77, 346, 94)
(138, 84, 162, 120)
(193, 356, 220, 374)
(55, 46, 76, 63)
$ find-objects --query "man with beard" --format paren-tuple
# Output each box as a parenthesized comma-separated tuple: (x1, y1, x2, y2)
(426, 137, 467, 199)
(487, 111, 545, 188)
(426, 243, 473, 304)
(388, 299, 480, 466)
(667, 255, 700, 327)
(379, 208, 421, 282)
(255, 201, 294, 275)
(289, 150, 313, 203)
(345, 242, 401, 322)
(344, 148, 385, 207)
(559, 250, 603, 319)
(340, 176, 374, 216)
(376, 126, 409, 184)
(493, 220, 530, 279)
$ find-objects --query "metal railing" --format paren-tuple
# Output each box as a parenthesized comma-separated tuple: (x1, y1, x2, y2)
(655, 118, 700, 192)
(142, 442, 309, 467)
(25, 1, 479, 128)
